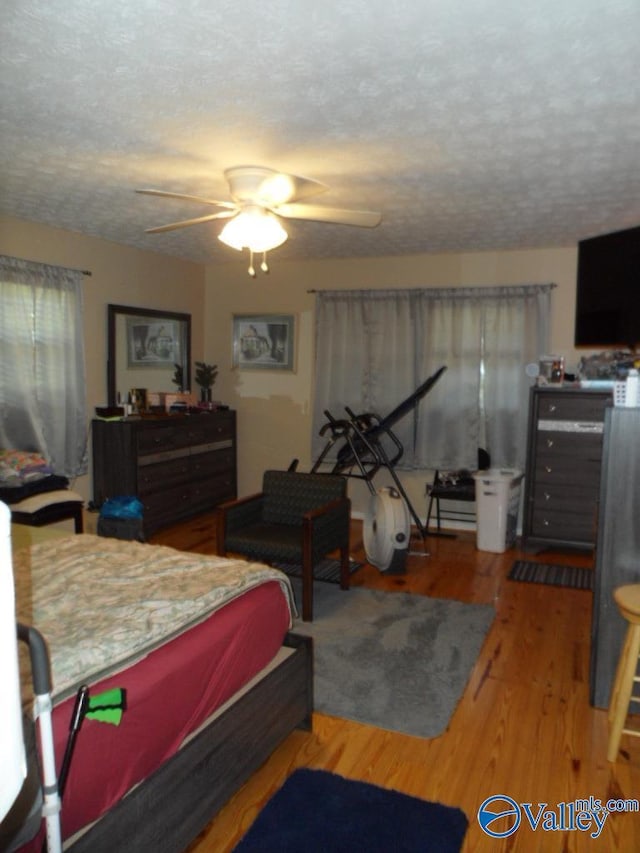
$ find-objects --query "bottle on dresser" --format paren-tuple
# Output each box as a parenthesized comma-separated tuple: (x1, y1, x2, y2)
(625, 368, 639, 407)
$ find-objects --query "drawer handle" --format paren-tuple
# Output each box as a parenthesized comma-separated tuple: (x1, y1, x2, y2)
(544, 492, 551, 501)
(543, 519, 550, 526)
(545, 465, 552, 473)
(546, 438, 554, 448)
(548, 404, 556, 413)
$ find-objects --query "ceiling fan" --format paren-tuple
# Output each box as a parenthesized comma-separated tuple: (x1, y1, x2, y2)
(136, 166, 382, 276)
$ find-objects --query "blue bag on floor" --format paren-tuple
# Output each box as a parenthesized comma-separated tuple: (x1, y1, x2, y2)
(98, 496, 144, 541)
(99, 496, 143, 519)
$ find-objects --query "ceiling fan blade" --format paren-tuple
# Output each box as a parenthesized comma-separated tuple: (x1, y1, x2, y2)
(260, 172, 328, 204)
(145, 210, 236, 233)
(224, 166, 328, 206)
(136, 189, 237, 210)
(274, 203, 382, 228)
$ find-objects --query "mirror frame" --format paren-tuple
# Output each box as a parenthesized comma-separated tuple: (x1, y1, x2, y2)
(107, 304, 192, 407)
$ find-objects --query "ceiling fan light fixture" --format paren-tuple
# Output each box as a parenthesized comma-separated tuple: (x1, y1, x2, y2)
(218, 206, 288, 253)
(139, 167, 380, 278)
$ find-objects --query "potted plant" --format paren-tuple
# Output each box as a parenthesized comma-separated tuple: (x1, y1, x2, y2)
(194, 361, 218, 403)
(171, 363, 184, 392)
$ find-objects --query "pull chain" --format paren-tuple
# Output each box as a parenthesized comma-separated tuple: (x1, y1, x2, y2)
(246, 250, 270, 276)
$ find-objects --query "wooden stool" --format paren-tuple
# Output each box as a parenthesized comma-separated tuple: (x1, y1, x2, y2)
(607, 584, 640, 761)
(9, 489, 84, 533)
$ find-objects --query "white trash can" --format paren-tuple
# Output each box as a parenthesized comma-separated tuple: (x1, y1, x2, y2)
(473, 469, 523, 553)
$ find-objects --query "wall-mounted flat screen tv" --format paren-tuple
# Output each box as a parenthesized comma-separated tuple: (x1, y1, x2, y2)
(574, 224, 640, 348)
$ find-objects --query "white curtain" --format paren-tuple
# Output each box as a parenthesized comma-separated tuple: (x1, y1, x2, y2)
(0, 256, 88, 477)
(312, 284, 553, 471)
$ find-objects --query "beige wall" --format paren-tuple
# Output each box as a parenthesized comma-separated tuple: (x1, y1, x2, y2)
(204, 245, 589, 516)
(0, 215, 206, 501)
(1, 213, 592, 519)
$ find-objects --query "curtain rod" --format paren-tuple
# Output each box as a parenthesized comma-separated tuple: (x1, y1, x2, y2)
(5, 255, 92, 276)
(308, 283, 557, 294)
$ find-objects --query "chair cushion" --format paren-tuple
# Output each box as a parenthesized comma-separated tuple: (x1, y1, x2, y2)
(7, 489, 84, 513)
(226, 522, 303, 564)
(0, 474, 70, 504)
(262, 470, 346, 526)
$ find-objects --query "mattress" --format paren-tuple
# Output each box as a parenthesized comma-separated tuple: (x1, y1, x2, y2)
(12, 534, 295, 848)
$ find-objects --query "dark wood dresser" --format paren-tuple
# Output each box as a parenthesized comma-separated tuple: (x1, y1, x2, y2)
(92, 411, 236, 537)
(521, 386, 612, 551)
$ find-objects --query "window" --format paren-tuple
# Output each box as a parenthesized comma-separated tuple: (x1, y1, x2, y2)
(312, 284, 554, 471)
(0, 256, 88, 477)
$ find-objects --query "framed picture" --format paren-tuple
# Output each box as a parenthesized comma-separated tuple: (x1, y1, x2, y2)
(126, 317, 182, 369)
(232, 314, 295, 371)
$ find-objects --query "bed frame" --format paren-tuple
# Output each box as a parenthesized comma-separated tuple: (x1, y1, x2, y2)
(67, 632, 313, 853)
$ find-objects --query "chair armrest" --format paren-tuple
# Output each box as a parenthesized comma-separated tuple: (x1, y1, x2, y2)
(303, 495, 351, 560)
(303, 495, 349, 523)
(215, 492, 265, 554)
(217, 491, 264, 513)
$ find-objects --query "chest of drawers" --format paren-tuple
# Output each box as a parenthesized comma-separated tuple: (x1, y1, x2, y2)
(521, 387, 611, 551)
(92, 412, 236, 537)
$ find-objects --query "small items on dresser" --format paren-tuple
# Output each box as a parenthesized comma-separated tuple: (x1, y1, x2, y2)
(614, 368, 639, 407)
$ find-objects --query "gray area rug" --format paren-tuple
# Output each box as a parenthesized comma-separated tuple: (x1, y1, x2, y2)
(289, 580, 495, 739)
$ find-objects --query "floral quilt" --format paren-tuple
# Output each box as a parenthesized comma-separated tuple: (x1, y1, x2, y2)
(14, 534, 295, 703)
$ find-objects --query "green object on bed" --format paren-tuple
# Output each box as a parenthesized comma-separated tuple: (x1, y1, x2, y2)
(86, 687, 126, 726)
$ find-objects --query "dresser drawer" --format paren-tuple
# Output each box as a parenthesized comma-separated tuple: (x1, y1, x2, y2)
(206, 412, 235, 442)
(535, 392, 610, 423)
(191, 448, 235, 479)
(141, 482, 193, 529)
(186, 414, 234, 445)
(535, 429, 603, 461)
(529, 507, 598, 543)
(137, 457, 190, 494)
(533, 453, 602, 490)
(136, 423, 190, 455)
(190, 474, 236, 513)
(530, 480, 599, 515)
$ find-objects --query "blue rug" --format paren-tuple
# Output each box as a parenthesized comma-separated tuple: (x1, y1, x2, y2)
(233, 768, 468, 852)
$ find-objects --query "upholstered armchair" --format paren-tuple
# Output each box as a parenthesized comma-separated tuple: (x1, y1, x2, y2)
(215, 470, 351, 621)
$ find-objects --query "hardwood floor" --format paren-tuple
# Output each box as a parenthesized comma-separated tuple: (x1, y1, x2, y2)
(151, 514, 640, 851)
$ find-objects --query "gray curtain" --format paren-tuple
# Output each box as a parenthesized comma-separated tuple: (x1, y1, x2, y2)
(312, 284, 553, 471)
(0, 255, 88, 477)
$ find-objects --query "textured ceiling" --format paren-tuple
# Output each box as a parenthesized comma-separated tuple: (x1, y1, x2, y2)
(1, 0, 639, 265)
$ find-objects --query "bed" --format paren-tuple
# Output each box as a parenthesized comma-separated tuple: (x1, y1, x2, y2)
(11, 530, 313, 853)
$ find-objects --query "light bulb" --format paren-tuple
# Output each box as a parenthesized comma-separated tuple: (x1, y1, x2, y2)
(218, 206, 287, 253)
